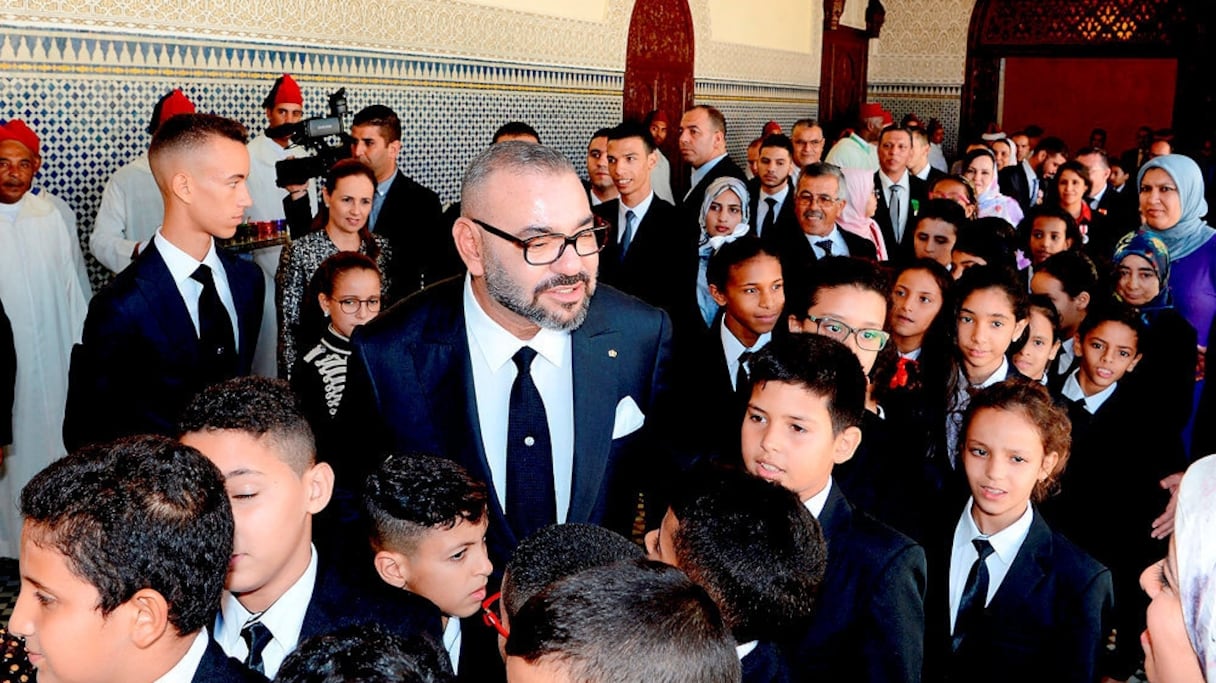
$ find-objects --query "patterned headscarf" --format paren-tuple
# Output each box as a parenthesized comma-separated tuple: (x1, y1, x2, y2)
(1113, 231, 1171, 311)
(1176, 453, 1216, 680)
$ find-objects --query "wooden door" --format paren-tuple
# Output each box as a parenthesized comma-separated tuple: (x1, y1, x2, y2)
(819, 26, 870, 143)
(624, 0, 694, 194)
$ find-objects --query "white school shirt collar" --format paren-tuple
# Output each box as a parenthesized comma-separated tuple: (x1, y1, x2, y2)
(720, 316, 771, 392)
(1060, 369, 1118, 414)
(151, 630, 210, 683)
(443, 616, 463, 674)
(801, 477, 834, 520)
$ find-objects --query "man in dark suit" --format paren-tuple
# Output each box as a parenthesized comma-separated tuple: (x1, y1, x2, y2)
(341, 141, 674, 568)
(748, 133, 799, 245)
(774, 162, 878, 303)
(678, 105, 747, 219)
(63, 114, 264, 452)
(180, 377, 441, 680)
(910, 127, 947, 186)
(999, 137, 1068, 213)
(873, 127, 928, 259)
(593, 121, 698, 333)
(1076, 147, 1139, 255)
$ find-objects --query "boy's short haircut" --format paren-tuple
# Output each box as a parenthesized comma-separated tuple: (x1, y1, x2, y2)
(749, 333, 867, 434)
(492, 121, 540, 144)
(505, 560, 740, 683)
(178, 376, 316, 474)
(914, 198, 969, 233)
(788, 256, 888, 322)
(148, 113, 248, 188)
(706, 236, 779, 290)
(671, 467, 826, 642)
(351, 104, 402, 143)
(1036, 250, 1099, 299)
(962, 380, 1071, 501)
(364, 453, 488, 554)
(1019, 204, 1083, 249)
(606, 119, 656, 153)
(20, 435, 233, 635)
(502, 523, 643, 619)
(276, 623, 454, 683)
(759, 133, 795, 158)
(1076, 300, 1146, 346)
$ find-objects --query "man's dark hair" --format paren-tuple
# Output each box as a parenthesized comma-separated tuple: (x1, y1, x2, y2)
(606, 120, 656, 153)
(178, 376, 316, 473)
(505, 560, 740, 683)
(588, 127, 613, 144)
(749, 333, 867, 434)
(1075, 146, 1110, 169)
(670, 467, 826, 642)
(789, 256, 889, 321)
(352, 105, 402, 143)
(148, 113, 247, 175)
(1036, 250, 1100, 299)
(502, 523, 643, 619)
(276, 623, 454, 683)
(954, 218, 1018, 272)
(792, 118, 818, 132)
(759, 133, 795, 158)
(1033, 136, 1069, 158)
(878, 126, 913, 146)
(910, 126, 930, 146)
(492, 121, 541, 144)
(20, 435, 233, 636)
(461, 142, 575, 220)
(706, 236, 780, 291)
(914, 197, 968, 233)
(1076, 299, 1145, 346)
(364, 454, 488, 554)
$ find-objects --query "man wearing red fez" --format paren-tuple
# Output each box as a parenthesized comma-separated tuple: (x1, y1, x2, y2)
(824, 101, 884, 171)
(91, 88, 196, 273)
(0, 119, 90, 557)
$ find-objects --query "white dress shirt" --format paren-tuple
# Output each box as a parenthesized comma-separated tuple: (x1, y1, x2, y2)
(755, 184, 790, 237)
(805, 225, 851, 259)
(153, 230, 240, 352)
(1054, 340, 1077, 378)
(948, 499, 1034, 633)
(801, 477, 834, 519)
(463, 276, 575, 521)
(152, 630, 210, 683)
(1020, 159, 1039, 206)
(215, 546, 319, 679)
(720, 317, 771, 391)
(1060, 370, 1118, 414)
(443, 616, 463, 674)
(877, 170, 913, 242)
(618, 191, 656, 245)
(946, 358, 1010, 467)
(898, 347, 923, 361)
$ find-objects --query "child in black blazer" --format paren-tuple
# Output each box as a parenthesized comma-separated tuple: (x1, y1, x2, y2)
(925, 380, 1112, 683)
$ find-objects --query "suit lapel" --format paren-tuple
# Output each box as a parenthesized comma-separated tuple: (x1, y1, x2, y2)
(987, 511, 1050, 612)
(135, 244, 201, 364)
(218, 251, 261, 370)
(567, 309, 621, 524)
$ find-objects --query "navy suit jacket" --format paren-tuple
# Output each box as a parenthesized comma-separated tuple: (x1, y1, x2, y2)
(670, 312, 748, 463)
(342, 277, 674, 567)
(923, 508, 1113, 683)
(457, 615, 506, 683)
(373, 168, 461, 300)
(746, 178, 799, 247)
(783, 483, 927, 683)
(741, 640, 791, 683)
(63, 241, 264, 451)
(772, 226, 878, 307)
(998, 164, 1035, 213)
(300, 555, 443, 643)
(682, 156, 748, 217)
(193, 638, 267, 682)
(873, 172, 928, 260)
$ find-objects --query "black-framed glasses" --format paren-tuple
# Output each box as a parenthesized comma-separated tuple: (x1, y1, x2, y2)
(470, 217, 609, 266)
(335, 297, 381, 314)
(807, 314, 890, 351)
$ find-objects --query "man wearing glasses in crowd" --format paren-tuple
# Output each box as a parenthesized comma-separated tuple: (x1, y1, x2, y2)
(790, 119, 826, 182)
(341, 141, 675, 568)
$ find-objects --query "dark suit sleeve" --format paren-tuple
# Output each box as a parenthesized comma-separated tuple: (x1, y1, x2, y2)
(1060, 566, 1114, 683)
(630, 306, 680, 529)
(332, 336, 395, 489)
(0, 299, 13, 447)
(865, 543, 927, 683)
(63, 291, 140, 451)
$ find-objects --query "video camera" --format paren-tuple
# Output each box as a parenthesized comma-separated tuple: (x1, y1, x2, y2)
(273, 88, 352, 188)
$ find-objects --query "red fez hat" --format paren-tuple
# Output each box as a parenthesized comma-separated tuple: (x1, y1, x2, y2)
(650, 110, 669, 124)
(263, 74, 303, 109)
(0, 120, 40, 156)
(762, 120, 782, 136)
(148, 89, 196, 135)
(881, 109, 894, 126)
(860, 102, 885, 120)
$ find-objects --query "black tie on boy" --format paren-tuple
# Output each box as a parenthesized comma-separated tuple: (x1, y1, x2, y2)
(736, 351, 753, 401)
(506, 347, 557, 540)
(240, 619, 273, 674)
(191, 264, 237, 382)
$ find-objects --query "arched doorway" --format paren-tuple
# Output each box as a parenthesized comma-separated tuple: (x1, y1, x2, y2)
(961, 0, 1212, 151)
(623, 0, 694, 193)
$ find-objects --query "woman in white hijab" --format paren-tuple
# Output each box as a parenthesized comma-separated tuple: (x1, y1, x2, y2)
(695, 176, 751, 327)
(1141, 453, 1216, 682)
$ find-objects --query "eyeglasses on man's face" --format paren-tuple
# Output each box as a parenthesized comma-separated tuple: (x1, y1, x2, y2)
(470, 217, 609, 266)
(808, 314, 890, 351)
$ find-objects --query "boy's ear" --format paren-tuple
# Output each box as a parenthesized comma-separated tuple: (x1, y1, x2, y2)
(302, 461, 335, 515)
(1072, 333, 1083, 358)
(127, 588, 172, 650)
(1012, 318, 1029, 344)
(709, 283, 728, 307)
(1127, 352, 1143, 373)
(373, 549, 411, 589)
(787, 314, 804, 334)
(1075, 291, 1091, 311)
(832, 425, 863, 465)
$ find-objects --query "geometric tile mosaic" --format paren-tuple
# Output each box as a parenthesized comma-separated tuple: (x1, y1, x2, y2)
(869, 84, 964, 160)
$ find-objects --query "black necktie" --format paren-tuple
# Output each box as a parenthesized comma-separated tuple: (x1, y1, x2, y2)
(735, 350, 753, 399)
(953, 538, 995, 651)
(815, 239, 834, 258)
(190, 264, 237, 381)
(240, 619, 273, 674)
(506, 347, 556, 540)
(762, 198, 778, 237)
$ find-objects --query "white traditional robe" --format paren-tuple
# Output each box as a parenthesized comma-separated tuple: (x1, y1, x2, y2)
(90, 153, 163, 273)
(33, 187, 92, 296)
(0, 194, 89, 556)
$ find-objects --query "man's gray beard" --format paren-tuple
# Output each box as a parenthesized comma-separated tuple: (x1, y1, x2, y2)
(483, 250, 594, 332)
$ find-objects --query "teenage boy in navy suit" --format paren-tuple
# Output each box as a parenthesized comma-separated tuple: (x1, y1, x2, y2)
(10, 435, 265, 683)
(364, 454, 503, 683)
(741, 334, 926, 682)
(64, 113, 265, 451)
(179, 377, 440, 679)
(646, 466, 827, 683)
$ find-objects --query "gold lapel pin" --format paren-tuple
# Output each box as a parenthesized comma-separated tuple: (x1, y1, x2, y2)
(608, 349, 618, 358)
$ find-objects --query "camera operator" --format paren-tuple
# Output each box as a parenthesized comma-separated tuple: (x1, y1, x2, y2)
(284, 104, 457, 301)
(246, 74, 316, 222)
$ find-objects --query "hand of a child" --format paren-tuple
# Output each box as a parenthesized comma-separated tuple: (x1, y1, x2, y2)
(1151, 472, 1185, 539)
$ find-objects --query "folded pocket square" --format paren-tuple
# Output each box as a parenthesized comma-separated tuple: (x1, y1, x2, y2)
(612, 396, 646, 439)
